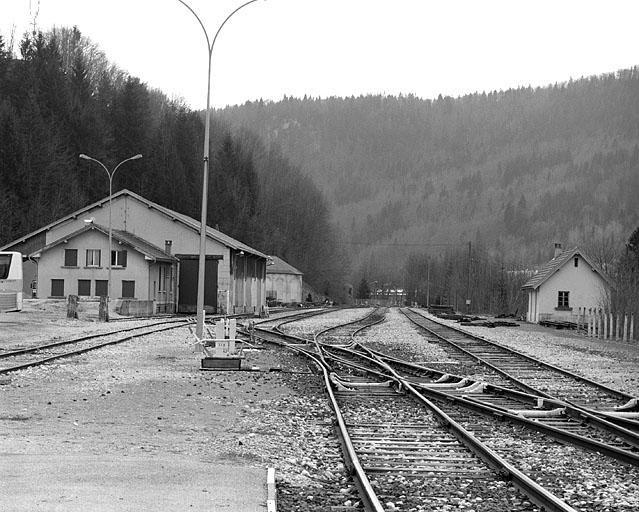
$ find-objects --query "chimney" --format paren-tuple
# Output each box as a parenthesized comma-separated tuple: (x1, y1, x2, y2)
(553, 243, 562, 258)
(165, 240, 172, 255)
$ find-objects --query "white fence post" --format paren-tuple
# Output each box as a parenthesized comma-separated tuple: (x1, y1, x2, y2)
(597, 310, 602, 339)
(631, 314, 635, 342)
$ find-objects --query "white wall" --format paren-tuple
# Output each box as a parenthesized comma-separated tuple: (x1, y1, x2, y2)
(532, 255, 608, 322)
(266, 273, 303, 304)
(43, 194, 265, 311)
(37, 229, 150, 299)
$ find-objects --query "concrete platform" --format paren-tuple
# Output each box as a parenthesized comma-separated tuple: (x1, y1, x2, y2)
(0, 454, 267, 511)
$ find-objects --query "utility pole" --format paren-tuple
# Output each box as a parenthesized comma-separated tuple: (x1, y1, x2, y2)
(466, 241, 472, 314)
(426, 256, 430, 308)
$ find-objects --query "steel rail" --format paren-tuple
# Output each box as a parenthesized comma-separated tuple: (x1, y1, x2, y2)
(402, 308, 637, 405)
(248, 325, 385, 511)
(412, 380, 639, 465)
(0, 322, 191, 375)
(254, 325, 577, 511)
(321, 343, 639, 465)
(363, 345, 639, 448)
(0, 318, 189, 359)
(251, 307, 334, 328)
(270, 307, 338, 331)
(352, 344, 578, 512)
(272, 306, 639, 454)
(313, 307, 385, 344)
(350, 311, 386, 338)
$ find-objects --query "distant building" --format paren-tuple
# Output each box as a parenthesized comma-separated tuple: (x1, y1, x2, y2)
(0, 189, 267, 315)
(522, 244, 614, 323)
(369, 287, 406, 306)
(266, 256, 303, 305)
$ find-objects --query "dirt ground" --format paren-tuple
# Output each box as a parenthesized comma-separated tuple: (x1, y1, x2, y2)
(0, 301, 319, 511)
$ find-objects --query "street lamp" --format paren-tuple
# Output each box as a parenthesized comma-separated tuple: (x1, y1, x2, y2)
(79, 153, 143, 319)
(177, 0, 263, 338)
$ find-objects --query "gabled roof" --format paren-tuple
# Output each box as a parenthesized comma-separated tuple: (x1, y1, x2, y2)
(29, 224, 177, 263)
(266, 255, 303, 275)
(1, 189, 266, 258)
(522, 246, 615, 290)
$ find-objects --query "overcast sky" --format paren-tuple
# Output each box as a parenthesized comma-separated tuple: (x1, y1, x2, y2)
(2, 0, 638, 109)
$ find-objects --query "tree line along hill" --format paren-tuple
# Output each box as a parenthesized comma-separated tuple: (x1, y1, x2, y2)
(217, 69, 639, 282)
(0, 28, 348, 299)
(3, 25, 639, 307)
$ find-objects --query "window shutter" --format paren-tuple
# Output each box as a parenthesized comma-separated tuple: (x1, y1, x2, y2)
(65, 249, 77, 266)
(95, 280, 108, 297)
(78, 280, 91, 296)
(51, 279, 65, 297)
(122, 280, 135, 298)
(121, 250, 127, 267)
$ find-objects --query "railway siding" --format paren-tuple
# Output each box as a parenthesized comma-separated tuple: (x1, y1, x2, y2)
(415, 308, 639, 398)
(402, 308, 638, 412)
(349, 308, 639, 511)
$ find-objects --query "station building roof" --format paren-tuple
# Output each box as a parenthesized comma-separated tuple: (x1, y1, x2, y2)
(266, 256, 303, 275)
(1, 189, 267, 259)
(521, 246, 615, 290)
(30, 223, 178, 263)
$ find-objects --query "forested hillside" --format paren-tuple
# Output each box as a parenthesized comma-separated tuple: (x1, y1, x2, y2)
(219, 70, 639, 280)
(0, 28, 347, 298)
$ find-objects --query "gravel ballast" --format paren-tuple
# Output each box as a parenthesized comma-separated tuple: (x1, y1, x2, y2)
(2, 303, 638, 511)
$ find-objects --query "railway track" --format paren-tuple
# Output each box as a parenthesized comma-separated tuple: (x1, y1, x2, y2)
(0, 318, 192, 375)
(255, 306, 338, 331)
(401, 308, 639, 423)
(322, 342, 639, 466)
(253, 315, 583, 511)
(332, 374, 558, 511)
(256, 310, 639, 459)
(314, 307, 387, 345)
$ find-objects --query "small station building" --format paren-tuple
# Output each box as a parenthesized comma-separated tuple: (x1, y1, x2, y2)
(522, 244, 614, 324)
(0, 189, 268, 315)
(266, 256, 303, 305)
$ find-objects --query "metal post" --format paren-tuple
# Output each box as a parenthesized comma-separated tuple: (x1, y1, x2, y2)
(426, 258, 430, 308)
(177, 0, 262, 338)
(466, 241, 471, 313)
(79, 153, 142, 320)
(108, 174, 113, 304)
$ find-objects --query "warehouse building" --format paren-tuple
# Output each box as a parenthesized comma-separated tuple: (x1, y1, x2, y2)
(0, 189, 267, 315)
(266, 256, 303, 305)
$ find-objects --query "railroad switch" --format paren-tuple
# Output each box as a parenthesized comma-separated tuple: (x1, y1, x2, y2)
(194, 318, 244, 370)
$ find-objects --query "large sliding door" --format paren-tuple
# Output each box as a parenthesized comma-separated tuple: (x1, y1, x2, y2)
(177, 255, 219, 314)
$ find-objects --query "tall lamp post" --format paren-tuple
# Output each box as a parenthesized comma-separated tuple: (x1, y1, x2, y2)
(79, 153, 143, 318)
(177, 0, 262, 338)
